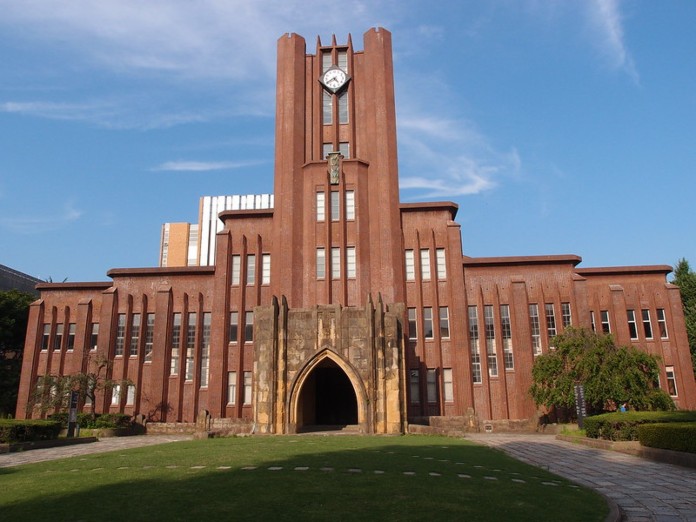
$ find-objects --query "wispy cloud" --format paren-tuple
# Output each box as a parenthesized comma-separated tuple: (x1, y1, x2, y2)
(152, 160, 265, 172)
(585, 0, 639, 82)
(0, 202, 83, 234)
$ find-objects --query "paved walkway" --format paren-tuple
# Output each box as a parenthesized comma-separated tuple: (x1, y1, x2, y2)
(467, 433, 696, 522)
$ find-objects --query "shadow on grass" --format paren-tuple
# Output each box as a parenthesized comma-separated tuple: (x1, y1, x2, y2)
(0, 436, 608, 522)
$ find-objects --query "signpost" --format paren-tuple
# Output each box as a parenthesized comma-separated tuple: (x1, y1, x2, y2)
(67, 390, 79, 438)
(574, 384, 586, 429)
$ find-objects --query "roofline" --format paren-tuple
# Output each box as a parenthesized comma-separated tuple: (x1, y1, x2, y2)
(463, 254, 582, 268)
(107, 266, 215, 278)
(400, 201, 459, 219)
(575, 265, 673, 276)
(35, 282, 113, 291)
(219, 208, 274, 221)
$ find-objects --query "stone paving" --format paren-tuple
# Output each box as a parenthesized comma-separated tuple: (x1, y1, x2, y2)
(466, 433, 696, 522)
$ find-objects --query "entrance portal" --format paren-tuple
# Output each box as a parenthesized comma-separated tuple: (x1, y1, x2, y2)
(297, 358, 358, 431)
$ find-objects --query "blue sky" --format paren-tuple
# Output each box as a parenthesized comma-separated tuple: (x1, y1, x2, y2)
(1, 1, 694, 282)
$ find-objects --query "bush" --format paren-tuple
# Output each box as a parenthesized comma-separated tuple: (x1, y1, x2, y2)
(0, 419, 62, 443)
(584, 411, 696, 441)
(638, 423, 696, 453)
(48, 412, 132, 429)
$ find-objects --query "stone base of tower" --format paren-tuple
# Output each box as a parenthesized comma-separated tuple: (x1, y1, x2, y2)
(253, 296, 406, 435)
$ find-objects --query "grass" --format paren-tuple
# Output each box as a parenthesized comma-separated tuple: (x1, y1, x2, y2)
(0, 435, 609, 521)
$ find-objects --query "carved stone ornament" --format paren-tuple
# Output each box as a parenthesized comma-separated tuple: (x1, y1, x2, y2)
(327, 151, 342, 185)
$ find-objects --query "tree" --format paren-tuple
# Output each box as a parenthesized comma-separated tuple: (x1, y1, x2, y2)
(671, 258, 696, 377)
(0, 290, 35, 416)
(530, 327, 674, 417)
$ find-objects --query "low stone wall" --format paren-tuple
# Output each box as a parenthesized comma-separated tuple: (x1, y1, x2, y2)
(146, 422, 198, 435)
(146, 418, 254, 437)
(408, 415, 540, 436)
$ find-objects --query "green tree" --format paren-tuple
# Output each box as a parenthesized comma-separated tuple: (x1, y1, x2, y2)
(671, 258, 696, 376)
(530, 327, 674, 416)
(0, 290, 35, 416)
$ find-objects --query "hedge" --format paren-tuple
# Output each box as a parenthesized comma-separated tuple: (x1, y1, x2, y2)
(0, 419, 62, 443)
(584, 411, 696, 441)
(48, 412, 132, 429)
(637, 423, 696, 454)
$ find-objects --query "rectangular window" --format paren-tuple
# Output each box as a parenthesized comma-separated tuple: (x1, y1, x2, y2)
(111, 384, 120, 406)
(200, 312, 211, 387)
(129, 313, 141, 357)
(90, 323, 99, 351)
(54, 323, 64, 351)
(345, 190, 355, 220)
(443, 368, 454, 402)
(666, 366, 678, 397)
(244, 311, 254, 343)
(316, 248, 326, 279)
(331, 247, 341, 279)
(170, 313, 181, 375)
(185, 312, 196, 381)
(115, 314, 126, 356)
(627, 310, 638, 339)
(322, 142, 333, 159)
(229, 311, 238, 344)
(262, 254, 271, 285)
(227, 371, 237, 405)
(561, 302, 572, 328)
(243, 371, 252, 405)
(409, 369, 420, 405)
(246, 254, 256, 286)
(657, 308, 668, 339)
(41, 324, 50, 351)
(501, 304, 513, 370)
(322, 91, 332, 125)
(338, 92, 349, 124)
(484, 305, 497, 377)
(545, 304, 557, 348)
(316, 192, 325, 222)
(529, 304, 541, 356)
(231, 255, 241, 285)
(126, 385, 136, 406)
(331, 191, 340, 221)
(642, 309, 653, 339)
(66, 323, 76, 351)
(420, 249, 431, 281)
(439, 307, 450, 339)
(339, 141, 350, 159)
(423, 307, 434, 340)
(405, 250, 415, 281)
(426, 369, 437, 404)
(337, 50, 348, 72)
(469, 306, 482, 384)
(144, 313, 155, 362)
(600, 310, 611, 334)
(436, 248, 446, 280)
(590, 311, 597, 333)
(346, 246, 356, 278)
(322, 51, 332, 72)
(408, 307, 417, 340)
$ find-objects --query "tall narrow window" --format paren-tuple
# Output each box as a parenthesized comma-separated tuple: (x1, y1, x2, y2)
(345, 190, 355, 220)
(409, 369, 420, 405)
(665, 366, 678, 397)
(545, 304, 557, 348)
(246, 254, 256, 286)
(115, 314, 126, 356)
(338, 92, 349, 124)
(243, 372, 252, 405)
(322, 51, 332, 72)
(126, 385, 136, 406)
(642, 309, 653, 339)
(244, 311, 254, 343)
(443, 369, 454, 402)
(41, 324, 50, 351)
(66, 323, 76, 351)
(561, 302, 572, 328)
(423, 307, 434, 340)
(600, 310, 611, 334)
(657, 308, 668, 339)
(111, 384, 121, 406)
(316, 191, 325, 222)
(426, 369, 438, 404)
(484, 305, 497, 377)
(331, 191, 340, 221)
(501, 304, 513, 370)
(200, 313, 211, 387)
(170, 313, 181, 375)
(337, 50, 348, 72)
(144, 313, 155, 362)
(262, 254, 271, 285)
(54, 324, 64, 351)
(316, 248, 326, 279)
(436, 248, 446, 280)
(229, 311, 238, 344)
(331, 247, 341, 279)
(408, 308, 417, 340)
(231, 255, 241, 285)
(346, 247, 356, 278)
(439, 307, 450, 339)
(322, 91, 332, 125)
(529, 304, 541, 356)
(339, 141, 350, 158)
(469, 306, 482, 384)
(185, 312, 196, 381)
(420, 249, 431, 281)
(590, 311, 597, 333)
(405, 250, 415, 281)
(227, 371, 237, 405)
(322, 143, 333, 159)
(129, 313, 141, 357)
(627, 310, 638, 339)
(90, 323, 99, 351)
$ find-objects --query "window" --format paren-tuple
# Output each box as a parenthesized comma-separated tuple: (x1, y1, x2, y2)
(545, 304, 556, 347)
(561, 302, 572, 328)
(331, 191, 340, 221)
(484, 305, 497, 377)
(345, 190, 355, 220)
(627, 310, 638, 339)
(316, 192, 325, 222)
(200, 313, 211, 387)
(426, 369, 437, 403)
(243, 371, 252, 405)
(404, 250, 415, 281)
(262, 254, 271, 285)
(244, 311, 254, 343)
(346, 247, 356, 278)
(439, 307, 450, 339)
(642, 309, 653, 339)
(185, 312, 196, 381)
(468, 306, 482, 384)
(231, 255, 241, 285)
(600, 310, 611, 334)
(115, 314, 126, 356)
(436, 249, 446, 280)
(337, 50, 348, 72)
(339, 141, 350, 158)
(338, 92, 349, 124)
(322, 51, 332, 72)
(322, 143, 333, 159)
(246, 254, 256, 286)
(229, 311, 238, 343)
(187, 225, 198, 266)
(529, 304, 541, 356)
(657, 308, 668, 339)
(126, 385, 136, 406)
(66, 323, 76, 351)
(408, 307, 417, 340)
(501, 304, 513, 370)
(227, 371, 237, 405)
(331, 247, 341, 279)
(322, 91, 332, 125)
(111, 384, 121, 406)
(170, 313, 181, 375)
(420, 249, 431, 281)
(54, 324, 64, 351)
(41, 324, 50, 351)
(144, 313, 155, 362)
(665, 366, 678, 397)
(409, 369, 420, 405)
(90, 323, 99, 351)
(443, 369, 454, 402)
(423, 307, 434, 340)
(129, 313, 141, 357)
(316, 248, 326, 279)
(590, 311, 597, 333)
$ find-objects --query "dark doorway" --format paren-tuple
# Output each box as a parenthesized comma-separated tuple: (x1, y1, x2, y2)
(298, 359, 358, 431)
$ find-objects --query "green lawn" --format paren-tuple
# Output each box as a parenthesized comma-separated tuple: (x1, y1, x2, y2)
(0, 435, 608, 521)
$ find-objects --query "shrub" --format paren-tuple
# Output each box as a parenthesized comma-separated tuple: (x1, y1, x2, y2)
(0, 419, 62, 443)
(584, 411, 696, 441)
(638, 423, 696, 453)
(94, 413, 132, 428)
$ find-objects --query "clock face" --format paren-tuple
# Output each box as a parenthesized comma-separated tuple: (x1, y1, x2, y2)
(321, 67, 349, 93)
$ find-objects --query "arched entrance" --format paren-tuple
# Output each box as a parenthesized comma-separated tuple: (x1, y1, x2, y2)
(296, 358, 359, 431)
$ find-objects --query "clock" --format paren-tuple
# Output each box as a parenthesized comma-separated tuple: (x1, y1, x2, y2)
(320, 66, 350, 93)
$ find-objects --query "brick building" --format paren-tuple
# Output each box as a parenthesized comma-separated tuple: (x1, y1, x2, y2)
(16, 29, 696, 432)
